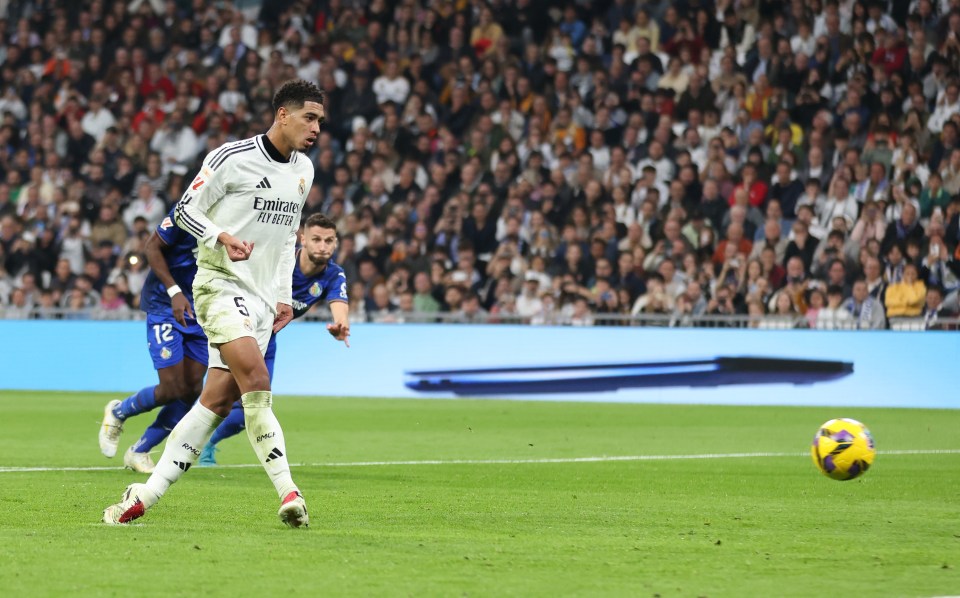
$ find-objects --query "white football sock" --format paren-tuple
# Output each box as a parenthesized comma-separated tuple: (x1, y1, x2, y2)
(143, 403, 223, 502)
(241, 391, 298, 499)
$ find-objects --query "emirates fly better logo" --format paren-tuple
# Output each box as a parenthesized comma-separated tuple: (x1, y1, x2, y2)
(253, 195, 299, 226)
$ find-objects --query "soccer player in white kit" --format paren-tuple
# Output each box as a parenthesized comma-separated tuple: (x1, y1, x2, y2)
(103, 80, 334, 528)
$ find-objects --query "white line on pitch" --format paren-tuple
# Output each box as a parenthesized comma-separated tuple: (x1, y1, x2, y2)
(0, 449, 958, 473)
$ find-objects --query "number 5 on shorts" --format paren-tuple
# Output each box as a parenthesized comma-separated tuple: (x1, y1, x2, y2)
(234, 296, 249, 316)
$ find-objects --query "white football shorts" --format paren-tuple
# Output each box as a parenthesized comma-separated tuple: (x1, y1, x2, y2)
(193, 278, 273, 370)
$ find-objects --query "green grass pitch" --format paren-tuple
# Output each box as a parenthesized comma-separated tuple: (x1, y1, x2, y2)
(0, 391, 958, 597)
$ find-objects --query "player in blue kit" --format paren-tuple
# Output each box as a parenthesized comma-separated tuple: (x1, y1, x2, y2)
(115, 213, 350, 471)
(98, 207, 208, 472)
(198, 213, 349, 465)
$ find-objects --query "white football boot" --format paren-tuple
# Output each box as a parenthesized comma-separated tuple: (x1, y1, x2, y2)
(278, 491, 309, 528)
(99, 400, 124, 458)
(123, 447, 156, 473)
(102, 483, 158, 525)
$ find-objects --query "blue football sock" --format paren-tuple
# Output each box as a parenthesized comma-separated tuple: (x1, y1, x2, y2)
(112, 385, 158, 421)
(208, 402, 245, 446)
(129, 400, 192, 454)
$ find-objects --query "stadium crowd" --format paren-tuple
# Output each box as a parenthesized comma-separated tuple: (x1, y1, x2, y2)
(0, 0, 959, 329)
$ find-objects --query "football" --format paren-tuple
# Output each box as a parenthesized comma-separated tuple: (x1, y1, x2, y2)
(811, 418, 876, 481)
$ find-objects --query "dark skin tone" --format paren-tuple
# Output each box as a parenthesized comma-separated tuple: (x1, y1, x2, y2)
(143, 231, 207, 406)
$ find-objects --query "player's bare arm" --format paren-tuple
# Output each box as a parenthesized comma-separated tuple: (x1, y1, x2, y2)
(144, 232, 193, 326)
(327, 301, 350, 348)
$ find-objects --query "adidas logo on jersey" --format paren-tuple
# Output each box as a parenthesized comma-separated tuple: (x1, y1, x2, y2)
(255, 177, 272, 189)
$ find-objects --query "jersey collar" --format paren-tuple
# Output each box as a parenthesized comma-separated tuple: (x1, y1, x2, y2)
(260, 134, 290, 163)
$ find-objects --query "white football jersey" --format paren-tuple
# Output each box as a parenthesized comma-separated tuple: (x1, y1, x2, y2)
(175, 135, 313, 311)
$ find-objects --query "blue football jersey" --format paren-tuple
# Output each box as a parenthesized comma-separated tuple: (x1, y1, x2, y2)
(290, 249, 348, 319)
(140, 207, 200, 316)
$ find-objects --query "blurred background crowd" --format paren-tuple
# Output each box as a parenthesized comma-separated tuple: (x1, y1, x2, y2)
(0, 0, 959, 329)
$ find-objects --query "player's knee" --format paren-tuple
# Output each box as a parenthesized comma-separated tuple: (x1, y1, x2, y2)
(245, 370, 271, 393)
(158, 380, 190, 403)
(201, 398, 233, 418)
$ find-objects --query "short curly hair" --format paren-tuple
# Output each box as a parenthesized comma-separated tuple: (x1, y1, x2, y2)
(272, 79, 325, 114)
(304, 213, 337, 232)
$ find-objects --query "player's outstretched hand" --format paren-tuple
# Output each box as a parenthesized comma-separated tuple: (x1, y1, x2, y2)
(171, 292, 194, 326)
(327, 322, 350, 348)
(273, 303, 293, 333)
(218, 232, 254, 262)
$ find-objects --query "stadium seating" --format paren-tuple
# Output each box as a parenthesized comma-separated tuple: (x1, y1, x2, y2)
(0, 0, 958, 331)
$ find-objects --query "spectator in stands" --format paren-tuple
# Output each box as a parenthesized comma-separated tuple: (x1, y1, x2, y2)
(852, 162, 890, 205)
(850, 201, 887, 252)
(412, 271, 441, 315)
(373, 60, 411, 107)
(89, 205, 127, 251)
(712, 221, 752, 268)
(804, 288, 827, 329)
(95, 283, 131, 320)
(567, 295, 594, 326)
(784, 220, 818, 275)
(455, 291, 489, 324)
(919, 171, 951, 220)
(817, 285, 853, 330)
(728, 163, 767, 208)
(919, 236, 959, 293)
(124, 183, 166, 232)
(885, 263, 926, 318)
(516, 273, 544, 320)
(0, 0, 951, 331)
(768, 161, 804, 218)
(818, 177, 858, 236)
(131, 153, 169, 202)
(940, 149, 960, 196)
(81, 95, 117, 142)
(367, 283, 397, 323)
(760, 290, 799, 329)
(3, 287, 31, 319)
(706, 282, 742, 323)
(843, 279, 887, 330)
(883, 244, 906, 284)
(922, 285, 957, 330)
(883, 202, 925, 256)
(862, 256, 887, 302)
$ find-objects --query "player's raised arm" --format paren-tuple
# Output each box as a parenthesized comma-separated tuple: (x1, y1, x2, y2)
(327, 300, 350, 348)
(174, 151, 252, 261)
(144, 231, 193, 326)
(326, 266, 350, 347)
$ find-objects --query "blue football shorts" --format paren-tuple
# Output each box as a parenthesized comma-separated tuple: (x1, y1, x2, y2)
(146, 312, 209, 370)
